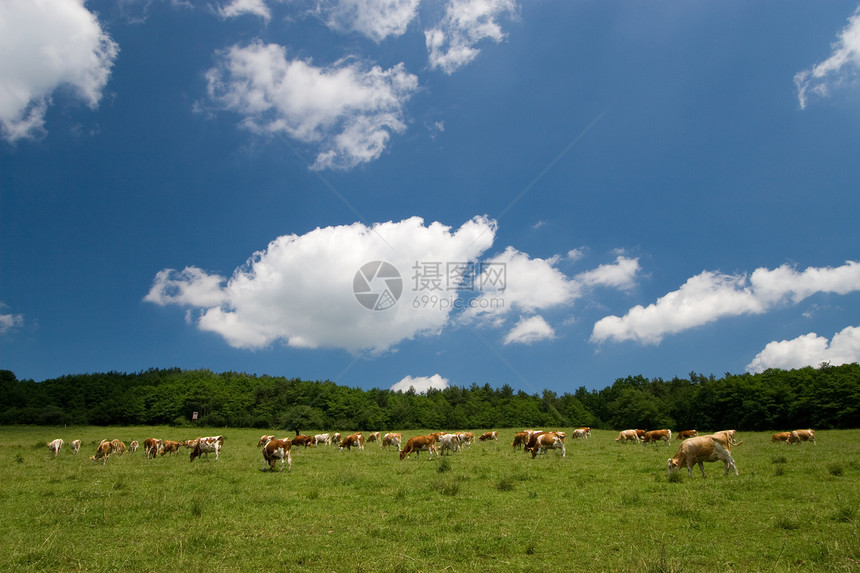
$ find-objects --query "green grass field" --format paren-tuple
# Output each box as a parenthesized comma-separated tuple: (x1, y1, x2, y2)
(1, 426, 857, 572)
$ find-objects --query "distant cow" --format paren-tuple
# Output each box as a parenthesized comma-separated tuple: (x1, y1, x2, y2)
(512, 432, 529, 449)
(529, 432, 566, 459)
(438, 433, 460, 455)
(400, 435, 438, 460)
(109, 439, 127, 455)
(615, 430, 640, 444)
(313, 433, 331, 446)
(47, 439, 63, 457)
(478, 431, 498, 442)
(144, 438, 162, 459)
(676, 430, 698, 441)
(160, 440, 181, 456)
(788, 429, 816, 445)
(292, 435, 315, 448)
(642, 429, 672, 446)
(771, 432, 791, 443)
(128, 440, 138, 453)
(381, 432, 402, 451)
(366, 432, 380, 443)
(70, 439, 81, 454)
(457, 432, 475, 448)
(667, 435, 738, 478)
(339, 433, 365, 452)
(572, 428, 591, 440)
(262, 438, 292, 472)
(190, 436, 224, 462)
(90, 440, 112, 465)
(332, 433, 342, 445)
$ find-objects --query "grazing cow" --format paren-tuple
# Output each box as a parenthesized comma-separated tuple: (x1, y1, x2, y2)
(71, 439, 81, 454)
(381, 432, 402, 451)
(257, 435, 275, 447)
(366, 432, 380, 443)
(144, 438, 162, 459)
(530, 432, 566, 459)
(676, 430, 698, 441)
(572, 428, 591, 440)
(512, 432, 529, 449)
(262, 438, 292, 472)
(128, 440, 138, 454)
(438, 433, 461, 455)
(109, 439, 127, 455)
(788, 429, 816, 445)
(47, 439, 63, 457)
(771, 432, 791, 443)
(313, 433, 331, 446)
(160, 440, 181, 456)
(667, 435, 738, 478)
(642, 429, 672, 446)
(339, 433, 365, 451)
(457, 432, 475, 448)
(478, 431, 498, 442)
(615, 430, 640, 444)
(292, 435, 315, 448)
(400, 435, 438, 460)
(90, 440, 112, 465)
(190, 436, 224, 462)
(331, 433, 342, 445)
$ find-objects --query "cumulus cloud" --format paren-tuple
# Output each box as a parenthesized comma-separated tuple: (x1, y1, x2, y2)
(205, 41, 419, 170)
(0, 305, 24, 336)
(145, 216, 496, 353)
(218, 0, 272, 21)
(390, 373, 449, 393)
(425, 0, 517, 74)
(746, 326, 860, 373)
(591, 261, 860, 345)
(503, 315, 554, 345)
(0, 0, 118, 142)
(795, 7, 860, 109)
(577, 255, 640, 291)
(315, 0, 420, 42)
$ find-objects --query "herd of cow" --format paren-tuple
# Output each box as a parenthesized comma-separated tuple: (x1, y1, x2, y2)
(44, 426, 817, 478)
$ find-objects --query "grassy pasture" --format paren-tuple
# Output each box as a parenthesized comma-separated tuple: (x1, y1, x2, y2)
(0, 426, 857, 572)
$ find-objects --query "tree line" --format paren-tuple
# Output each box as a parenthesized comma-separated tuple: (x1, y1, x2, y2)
(0, 363, 857, 431)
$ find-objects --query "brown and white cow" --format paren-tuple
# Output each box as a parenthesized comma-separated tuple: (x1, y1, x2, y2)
(331, 433, 342, 445)
(257, 435, 275, 447)
(667, 435, 738, 478)
(190, 436, 224, 462)
(572, 427, 591, 440)
(90, 440, 112, 465)
(381, 432, 402, 451)
(478, 431, 498, 442)
(438, 433, 460, 455)
(615, 430, 640, 444)
(366, 432, 380, 443)
(457, 432, 475, 448)
(47, 439, 63, 457)
(529, 432, 566, 459)
(512, 432, 529, 449)
(642, 429, 672, 446)
(787, 429, 816, 445)
(128, 440, 138, 453)
(262, 438, 292, 472)
(339, 433, 365, 451)
(292, 435, 315, 448)
(771, 432, 791, 443)
(70, 439, 81, 454)
(676, 430, 698, 441)
(400, 435, 438, 460)
(313, 433, 331, 446)
(144, 438, 162, 459)
(160, 440, 181, 456)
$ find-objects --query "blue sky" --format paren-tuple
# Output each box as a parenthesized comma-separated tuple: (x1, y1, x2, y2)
(2, 0, 860, 395)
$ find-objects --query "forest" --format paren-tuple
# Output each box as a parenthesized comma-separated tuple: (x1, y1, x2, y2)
(0, 362, 857, 431)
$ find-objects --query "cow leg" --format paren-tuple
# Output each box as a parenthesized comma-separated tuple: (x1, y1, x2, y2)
(697, 462, 706, 478)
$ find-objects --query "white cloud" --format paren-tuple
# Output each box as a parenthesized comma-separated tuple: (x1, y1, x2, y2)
(0, 306, 24, 336)
(145, 216, 496, 353)
(205, 41, 419, 170)
(503, 315, 554, 345)
(391, 373, 449, 393)
(577, 255, 640, 291)
(795, 7, 860, 109)
(591, 261, 860, 345)
(746, 326, 860, 373)
(0, 0, 118, 142)
(425, 0, 517, 74)
(315, 0, 420, 42)
(218, 0, 271, 21)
